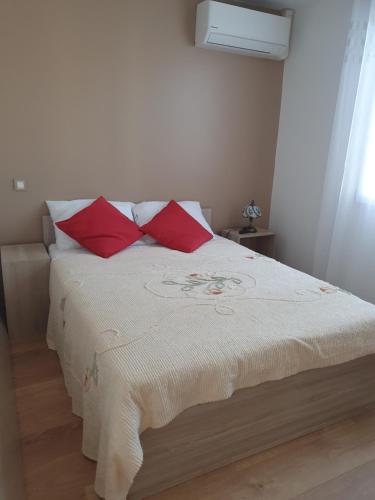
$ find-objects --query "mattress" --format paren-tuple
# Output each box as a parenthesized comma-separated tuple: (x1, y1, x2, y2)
(47, 237, 375, 500)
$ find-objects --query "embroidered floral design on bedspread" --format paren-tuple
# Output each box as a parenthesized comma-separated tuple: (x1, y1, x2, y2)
(83, 353, 99, 392)
(319, 286, 339, 294)
(162, 273, 243, 295)
(146, 271, 254, 301)
(244, 252, 265, 260)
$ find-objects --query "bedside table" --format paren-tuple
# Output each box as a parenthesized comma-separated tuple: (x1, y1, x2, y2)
(1, 243, 50, 342)
(221, 227, 276, 258)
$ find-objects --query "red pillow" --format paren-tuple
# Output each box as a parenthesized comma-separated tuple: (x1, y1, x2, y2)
(56, 196, 143, 258)
(141, 200, 213, 253)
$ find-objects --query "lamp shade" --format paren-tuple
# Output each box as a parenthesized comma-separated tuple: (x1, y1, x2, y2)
(242, 200, 262, 220)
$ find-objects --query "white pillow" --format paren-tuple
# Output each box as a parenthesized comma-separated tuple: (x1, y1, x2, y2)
(132, 201, 215, 244)
(46, 199, 135, 250)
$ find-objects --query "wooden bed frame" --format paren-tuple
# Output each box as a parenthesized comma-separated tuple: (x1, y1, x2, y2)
(131, 355, 375, 499)
(41, 214, 375, 500)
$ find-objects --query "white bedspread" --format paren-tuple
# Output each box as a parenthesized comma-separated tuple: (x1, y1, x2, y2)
(47, 237, 375, 500)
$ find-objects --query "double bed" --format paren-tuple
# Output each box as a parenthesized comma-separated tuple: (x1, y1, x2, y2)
(43, 214, 375, 500)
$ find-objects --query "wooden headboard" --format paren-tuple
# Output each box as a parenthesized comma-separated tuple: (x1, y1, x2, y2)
(42, 208, 213, 247)
(42, 216, 55, 247)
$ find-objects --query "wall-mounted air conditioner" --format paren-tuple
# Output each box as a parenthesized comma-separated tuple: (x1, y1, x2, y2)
(196, 0, 293, 60)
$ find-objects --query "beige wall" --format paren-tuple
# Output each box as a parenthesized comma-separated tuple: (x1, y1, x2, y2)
(0, 0, 283, 245)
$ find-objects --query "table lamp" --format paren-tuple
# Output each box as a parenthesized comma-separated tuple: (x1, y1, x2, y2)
(239, 200, 262, 234)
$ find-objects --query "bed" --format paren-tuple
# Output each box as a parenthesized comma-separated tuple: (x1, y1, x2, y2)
(43, 214, 375, 500)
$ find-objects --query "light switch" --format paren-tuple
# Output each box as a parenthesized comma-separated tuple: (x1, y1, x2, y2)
(13, 179, 26, 191)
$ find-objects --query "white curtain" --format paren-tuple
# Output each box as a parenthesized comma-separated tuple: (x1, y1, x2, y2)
(314, 0, 375, 304)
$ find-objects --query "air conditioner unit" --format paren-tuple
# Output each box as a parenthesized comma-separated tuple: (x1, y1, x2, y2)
(196, 1, 293, 60)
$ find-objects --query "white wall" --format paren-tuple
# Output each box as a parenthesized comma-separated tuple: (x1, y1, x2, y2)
(269, 0, 354, 274)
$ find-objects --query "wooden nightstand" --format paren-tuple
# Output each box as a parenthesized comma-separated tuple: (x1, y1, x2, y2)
(1, 243, 50, 342)
(221, 227, 276, 258)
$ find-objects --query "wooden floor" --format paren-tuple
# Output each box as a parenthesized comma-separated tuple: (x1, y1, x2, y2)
(11, 339, 375, 500)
